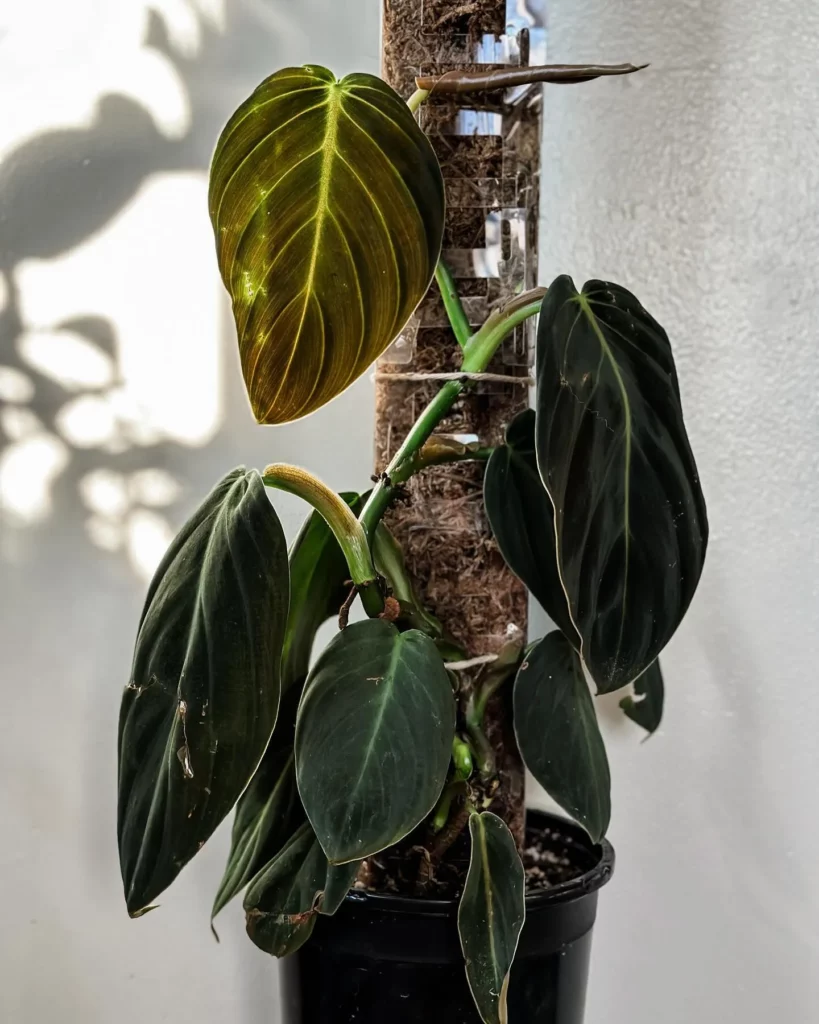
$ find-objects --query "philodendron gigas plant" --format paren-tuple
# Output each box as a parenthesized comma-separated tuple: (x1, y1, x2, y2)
(117, 62, 707, 1023)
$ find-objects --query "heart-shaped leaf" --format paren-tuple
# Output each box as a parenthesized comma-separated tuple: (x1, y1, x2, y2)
(296, 618, 455, 864)
(514, 631, 610, 842)
(620, 659, 664, 735)
(211, 687, 302, 922)
(209, 65, 445, 424)
(484, 409, 576, 643)
(283, 492, 362, 690)
(244, 822, 360, 958)
(118, 469, 289, 916)
(458, 812, 525, 1024)
(535, 276, 708, 692)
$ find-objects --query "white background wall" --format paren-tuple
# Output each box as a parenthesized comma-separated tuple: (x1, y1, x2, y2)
(1, 1, 817, 1022)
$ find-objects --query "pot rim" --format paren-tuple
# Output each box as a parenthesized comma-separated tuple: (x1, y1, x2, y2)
(342, 809, 615, 918)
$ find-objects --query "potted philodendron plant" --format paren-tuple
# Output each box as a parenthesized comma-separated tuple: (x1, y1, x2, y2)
(117, 62, 707, 1024)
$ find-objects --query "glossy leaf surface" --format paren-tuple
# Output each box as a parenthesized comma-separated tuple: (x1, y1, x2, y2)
(118, 469, 288, 915)
(484, 409, 576, 642)
(211, 688, 301, 921)
(209, 65, 445, 424)
(244, 822, 359, 957)
(282, 492, 362, 689)
(458, 812, 525, 1024)
(296, 619, 455, 864)
(535, 276, 708, 692)
(514, 631, 610, 842)
(620, 659, 665, 735)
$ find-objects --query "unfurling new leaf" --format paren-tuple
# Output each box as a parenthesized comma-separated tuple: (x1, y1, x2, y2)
(209, 65, 445, 424)
(117, 468, 289, 916)
(514, 631, 611, 842)
(535, 276, 708, 693)
(458, 812, 525, 1024)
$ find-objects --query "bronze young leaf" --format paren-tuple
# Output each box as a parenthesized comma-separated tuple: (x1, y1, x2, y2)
(535, 276, 708, 693)
(209, 65, 445, 424)
(117, 469, 289, 916)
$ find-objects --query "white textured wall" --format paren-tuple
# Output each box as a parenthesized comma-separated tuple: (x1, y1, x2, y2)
(530, 2, 819, 1022)
(2, 1, 818, 1022)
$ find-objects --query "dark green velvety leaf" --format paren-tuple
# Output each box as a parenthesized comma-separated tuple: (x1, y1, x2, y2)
(458, 812, 525, 1024)
(211, 687, 302, 921)
(118, 469, 288, 916)
(244, 822, 360, 958)
(296, 618, 455, 864)
(209, 65, 445, 425)
(282, 492, 362, 690)
(535, 276, 708, 692)
(514, 631, 611, 842)
(620, 659, 664, 735)
(484, 409, 576, 643)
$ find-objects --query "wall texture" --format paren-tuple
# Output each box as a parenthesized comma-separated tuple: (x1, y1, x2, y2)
(530, 2, 819, 1022)
(1, 2, 817, 1023)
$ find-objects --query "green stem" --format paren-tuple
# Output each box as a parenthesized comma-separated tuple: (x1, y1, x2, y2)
(358, 287, 546, 540)
(391, 441, 493, 486)
(434, 259, 472, 349)
(263, 464, 383, 614)
(406, 88, 429, 114)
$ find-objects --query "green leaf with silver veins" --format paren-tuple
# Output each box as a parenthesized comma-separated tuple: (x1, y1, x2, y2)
(117, 468, 288, 916)
(535, 276, 708, 693)
(209, 65, 445, 425)
(620, 659, 665, 735)
(296, 618, 455, 864)
(458, 812, 525, 1024)
(244, 822, 360, 958)
(484, 408, 577, 644)
(513, 631, 611, 842)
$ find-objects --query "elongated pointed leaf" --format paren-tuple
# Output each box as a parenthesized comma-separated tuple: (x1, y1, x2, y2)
(535, 276, 708, 692)
(211, 687, 302, 921)
(296, 619, 455, 864)
(118, 469, 288, 916)
(209, 65, 445, 425)
(484, 409, 576, 643)
(514, 632, 611, 841)
(458, 812, 525, 1024)
(283, 492, 362, 690)
(244, 822, 359, 958)
(620, 659, 665, 735)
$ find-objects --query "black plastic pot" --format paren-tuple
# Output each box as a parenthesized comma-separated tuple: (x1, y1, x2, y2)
(281, 810, 614, 1024)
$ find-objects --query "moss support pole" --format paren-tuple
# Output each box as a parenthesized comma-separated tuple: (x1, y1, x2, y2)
(376, 0, 544, 842)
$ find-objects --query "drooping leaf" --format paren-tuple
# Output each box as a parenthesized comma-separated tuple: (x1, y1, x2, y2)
(513, 631, 611, 842)
(282, 492, 362, 690)
(209, 65, 445, 425)
(118, 469, 289, 916)
(211, 686, 302, 921)
(620, 659, 664, 735)
(372, 522, 443, 638)
(295, 618, 455, 864)
(535, 276, 708, 692)
(458, 812, 525, 1024)
(244, 822, 360, 958)
(484, 409, 576, 643)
